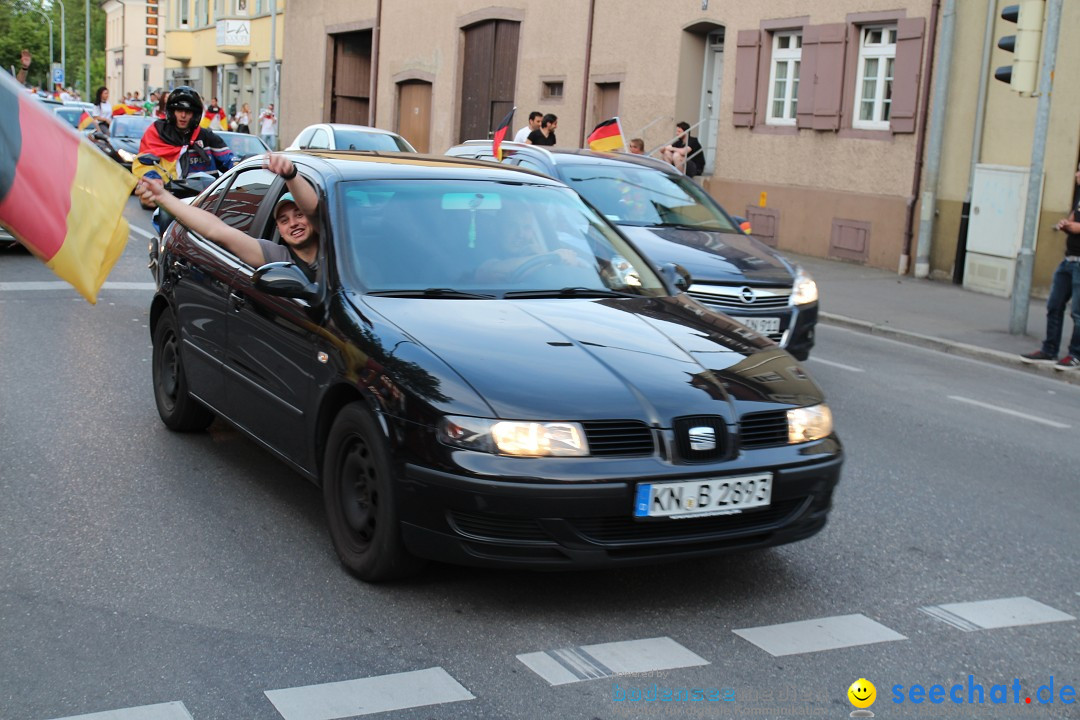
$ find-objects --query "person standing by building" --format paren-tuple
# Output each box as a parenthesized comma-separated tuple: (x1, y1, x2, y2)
(1021, 162, 1080, 370)
(234, 103, 252, 134)
(92, 86, 112, 128)
(526, 113, 557, 146)
(259, 103, 277, 149)
(204, 97, 226, 130)
(514, 111, 542, 144)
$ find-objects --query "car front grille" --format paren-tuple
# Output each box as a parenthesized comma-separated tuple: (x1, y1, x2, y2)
(687, 284, 793, 311)
(740, 410, 789, 448)
(449, 511, 550, 542)
(582, 420, 655, 456)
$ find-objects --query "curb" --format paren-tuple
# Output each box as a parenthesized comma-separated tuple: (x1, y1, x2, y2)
(819, 312, 1080, 387)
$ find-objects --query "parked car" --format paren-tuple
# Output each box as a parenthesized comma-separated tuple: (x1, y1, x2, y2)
(88, 115, 156, 171)
(148, 151, 841, 581)
(285, 123, 416, 152)
(52, 105, 89, 129)
(218, 131, 271, 163)
(445, 142, 819, 359)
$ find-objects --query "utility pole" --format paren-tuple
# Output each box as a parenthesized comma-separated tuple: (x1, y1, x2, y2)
(1010, 0, 1063, 333)
(55, 0, 66, 89)
(267, 0, 277, 149)
(84, 0, 90, 95)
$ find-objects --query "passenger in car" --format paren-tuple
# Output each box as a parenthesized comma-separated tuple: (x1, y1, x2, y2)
(135, 153, 321, 282)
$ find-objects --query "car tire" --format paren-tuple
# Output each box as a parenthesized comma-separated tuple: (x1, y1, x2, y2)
(323, 403, 423, 582)
(152, 312, 214, 432)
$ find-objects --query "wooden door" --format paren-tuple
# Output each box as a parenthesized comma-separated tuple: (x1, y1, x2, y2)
(459, 20, 519, 142)
(397, 81, 432, 153)
(330, 31, 372, 125)
(594, 82, 620, 125)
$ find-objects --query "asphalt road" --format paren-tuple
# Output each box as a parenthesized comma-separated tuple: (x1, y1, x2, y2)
(1, 203, 1077, 720)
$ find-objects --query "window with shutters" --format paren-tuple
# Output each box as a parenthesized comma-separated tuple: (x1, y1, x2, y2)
(766, 31, 801, 125)
(853, 25, 897, 130)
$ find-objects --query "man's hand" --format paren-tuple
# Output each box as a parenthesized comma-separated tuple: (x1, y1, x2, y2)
(265, 153, 294, 178)
(20, 49, 31, 69)
(135, 177, 167, 207)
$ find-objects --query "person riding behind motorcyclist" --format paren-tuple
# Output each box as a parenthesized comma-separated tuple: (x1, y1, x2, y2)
(134, 86, 233, 191)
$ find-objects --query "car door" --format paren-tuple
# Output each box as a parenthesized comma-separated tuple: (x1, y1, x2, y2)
(222, 175, 321, 470)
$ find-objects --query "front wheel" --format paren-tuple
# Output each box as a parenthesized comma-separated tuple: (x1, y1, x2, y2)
(152, 312, 214, 431)
(323, 403, 423, 582)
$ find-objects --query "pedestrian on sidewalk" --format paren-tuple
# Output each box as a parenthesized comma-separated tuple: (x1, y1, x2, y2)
(1021, 162, 1080, 370)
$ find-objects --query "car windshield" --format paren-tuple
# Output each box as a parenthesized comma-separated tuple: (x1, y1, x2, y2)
(333, 129, 414, 152)
(111, 116, 155, 138)
(54, 107, 84, 129)
(220, 133, 268, 157)
(559, 164, 739, 232)
(338, 179, 667, 297)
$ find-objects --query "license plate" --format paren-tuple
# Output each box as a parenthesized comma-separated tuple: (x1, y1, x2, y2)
(728, 316, 780, 334)
(634, 473, 772, 518)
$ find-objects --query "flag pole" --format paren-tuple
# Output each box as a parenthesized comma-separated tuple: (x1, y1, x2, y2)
(616, 116, 626, 152)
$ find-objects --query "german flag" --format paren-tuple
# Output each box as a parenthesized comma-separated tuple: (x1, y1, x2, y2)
(587, 117, 625, 153)
(0, 72, 136, 303)
(492, 106, 516, 162)
(111, 103, 141, 117)
(77, 110, 95, 131)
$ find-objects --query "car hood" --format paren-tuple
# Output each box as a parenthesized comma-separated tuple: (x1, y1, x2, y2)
(361, 294, 823, 422)
(618, 225, 794, 285)
(109, 136, 141, 154)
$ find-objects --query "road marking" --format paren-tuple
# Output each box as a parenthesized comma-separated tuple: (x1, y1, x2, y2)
(733, 614, 906, 657)
(947, 395, 1071, 428)
(517, 636, 708, 686)
(46, 701, 194, 720)
(264, 667, 474, 720)
(920, 597, 1075, 632)
(806, 357, 864, 372)
(0, 281, 156, 292)
(128, 226, 157, 241)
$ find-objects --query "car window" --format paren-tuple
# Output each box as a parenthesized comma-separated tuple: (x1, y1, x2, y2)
(559, 164, 739, 232)
(295, 127, 315, 148)
(194, 173, 233, 213)
(54, 107, 84, 128)
(111, 115, 155, 138)
(516, 158, 548, 174)
(215, 168, 278, 235)
(332, 129, 412, 152)
(308, 129, 331, 149)
(338, 179, 667, 296)
(221, 133, 269, 158)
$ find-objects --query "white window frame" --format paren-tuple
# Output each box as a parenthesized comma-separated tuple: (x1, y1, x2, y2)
(766, 30, 802, 126)
(853, 24, 897, 131)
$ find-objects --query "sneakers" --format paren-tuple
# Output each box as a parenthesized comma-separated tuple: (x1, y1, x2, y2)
(1054, 355, 1080, 371)
(1021, 349, 1056, 363)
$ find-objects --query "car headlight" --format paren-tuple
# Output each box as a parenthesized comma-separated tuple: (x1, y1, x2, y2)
(787, 404, 833, 443)
(439, 416, 589, 457)
(117, 148, 136, 163)
(790, 267, 818, 305)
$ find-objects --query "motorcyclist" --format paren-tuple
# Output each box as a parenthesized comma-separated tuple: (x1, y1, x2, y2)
(133, 86, 233, 198)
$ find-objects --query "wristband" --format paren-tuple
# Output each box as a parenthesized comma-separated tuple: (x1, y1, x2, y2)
(282, 166, 298, 180)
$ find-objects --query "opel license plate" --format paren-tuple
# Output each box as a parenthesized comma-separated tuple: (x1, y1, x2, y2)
(729, 316, 780, 335)
(634, 474, 772, 518)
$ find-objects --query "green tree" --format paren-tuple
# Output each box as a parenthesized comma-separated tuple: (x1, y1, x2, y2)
(0, 0, 105, 95)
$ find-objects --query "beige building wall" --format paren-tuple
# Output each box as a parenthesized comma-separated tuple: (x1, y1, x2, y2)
(103, 0, 165, 100)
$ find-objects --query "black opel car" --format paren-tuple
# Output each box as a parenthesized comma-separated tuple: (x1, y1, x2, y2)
(446, 142, 818, 360)
(148, 151, 842, 581)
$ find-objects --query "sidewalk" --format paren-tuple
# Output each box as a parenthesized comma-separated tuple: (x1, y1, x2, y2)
(786, 252, 1080, 386)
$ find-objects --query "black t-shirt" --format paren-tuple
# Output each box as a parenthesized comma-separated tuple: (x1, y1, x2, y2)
(527, 129, 556, 146)
(1068, 195, 1080, 256)
(258, 238, 320, 283)
(674, 135, 704, 176)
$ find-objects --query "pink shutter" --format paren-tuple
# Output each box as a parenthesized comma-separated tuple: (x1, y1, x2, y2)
(811, 23, 847, 131)
(890, 17, 926, 133)
(732, 29, 762, 127)
(796, 26, 819, 129)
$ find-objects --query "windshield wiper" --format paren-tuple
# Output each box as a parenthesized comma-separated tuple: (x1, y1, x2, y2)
(503, 287, 641, 299)
(367, 288, 496, 299)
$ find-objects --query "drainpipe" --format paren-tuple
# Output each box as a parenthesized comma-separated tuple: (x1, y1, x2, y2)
(952, 0, 996, 283)
(913, 0, 956, 279)
(900, 0, 941, 276)
(577, 0, 596, 147)
(370, 0, 381, 125)
(268, 0, 277, 149)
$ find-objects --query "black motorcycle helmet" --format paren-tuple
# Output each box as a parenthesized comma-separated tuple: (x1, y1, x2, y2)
(166, 86, 203, 128)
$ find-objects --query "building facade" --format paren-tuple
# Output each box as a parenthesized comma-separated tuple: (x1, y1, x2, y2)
(160, 0, 284, 131)
(103, 0, 166, 100)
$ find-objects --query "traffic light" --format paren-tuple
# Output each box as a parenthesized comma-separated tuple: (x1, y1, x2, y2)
(994, 1, 1045, 93)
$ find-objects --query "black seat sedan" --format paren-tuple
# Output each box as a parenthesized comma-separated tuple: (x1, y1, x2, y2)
(148, 151, 842, 581)
(446, 142, 819, 360)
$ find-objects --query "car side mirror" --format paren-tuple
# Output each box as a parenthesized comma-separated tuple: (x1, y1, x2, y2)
(659, 262, 692, 293)
(253, 262, 320, 304)
(138, 154, 161, 166)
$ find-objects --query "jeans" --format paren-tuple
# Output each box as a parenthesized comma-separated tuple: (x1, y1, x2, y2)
(1040, 258, 1080, 357)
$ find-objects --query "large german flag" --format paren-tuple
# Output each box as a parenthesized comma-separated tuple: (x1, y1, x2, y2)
(0, 72, 136, 303)
(587, 117, 625, 153)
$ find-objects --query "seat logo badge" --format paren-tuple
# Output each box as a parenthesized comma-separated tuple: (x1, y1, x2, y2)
(739, 286, 756, 304)
(688, 426, 716, 451)
(317, 352, 329, 364)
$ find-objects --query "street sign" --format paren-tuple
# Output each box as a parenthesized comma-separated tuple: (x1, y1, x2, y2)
(51, 64, 64, 86)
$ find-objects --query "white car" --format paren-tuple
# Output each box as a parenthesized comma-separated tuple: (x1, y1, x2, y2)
(285, 123, 416, 152)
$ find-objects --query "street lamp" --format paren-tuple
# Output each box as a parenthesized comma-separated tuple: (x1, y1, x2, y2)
(52, 0, 66, 91)
(30, 7, 55, 76)
(85, 0, 90, 96)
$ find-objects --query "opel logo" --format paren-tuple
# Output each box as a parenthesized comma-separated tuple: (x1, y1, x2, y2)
(688, 426, 716, 451)
(739, 286, 756, 304)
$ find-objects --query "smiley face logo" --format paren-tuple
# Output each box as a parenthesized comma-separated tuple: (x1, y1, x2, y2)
(848, 678, 876, 709)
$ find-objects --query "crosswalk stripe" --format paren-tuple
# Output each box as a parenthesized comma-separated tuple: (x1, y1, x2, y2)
(263, 667, 474, 720)
(733, 613, 907, 657)
(517, 637, 708, 686)
(920, 597, 1075, 631)
(46, 701, 194, 720)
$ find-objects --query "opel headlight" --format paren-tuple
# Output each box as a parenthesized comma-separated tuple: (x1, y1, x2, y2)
(118, 148, 136, 163)
(439, 416, 589, 457)
(790, 267, 818, 305)
(787, 404, 833, 443)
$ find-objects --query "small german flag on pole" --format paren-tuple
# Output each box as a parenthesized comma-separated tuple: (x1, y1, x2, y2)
(586, 117, 625, 153)
(77, 110, 95, 131)
(492, 106, 516, 162)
